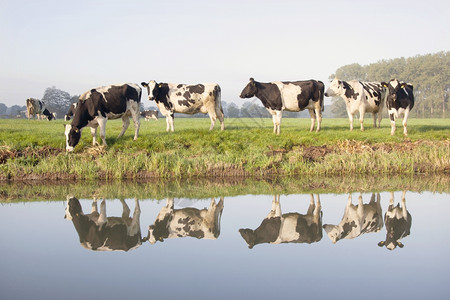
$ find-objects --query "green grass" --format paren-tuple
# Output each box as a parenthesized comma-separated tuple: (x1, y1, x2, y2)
(0, 117, 449, 180)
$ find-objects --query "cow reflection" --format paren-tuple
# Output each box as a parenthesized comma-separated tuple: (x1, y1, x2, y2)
(147, 197, 224, 244)
(323, 193, 383, 243)
(239, 194, 322, 249)
(378, 191, 412, 250)
(65, 196, 142, 251)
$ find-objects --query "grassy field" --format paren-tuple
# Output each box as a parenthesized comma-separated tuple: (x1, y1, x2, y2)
(0, 117, 449, 180)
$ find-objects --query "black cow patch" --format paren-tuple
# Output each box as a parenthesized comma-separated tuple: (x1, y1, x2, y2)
(343, 81, 359, 100)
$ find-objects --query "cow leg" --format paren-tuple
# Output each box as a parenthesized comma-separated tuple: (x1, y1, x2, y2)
(166, 113, 174, 132)
(275, 111, 282, 135)
(90, 126, 98, 146)
(130, 108, 140, 140)
(312, 194, 321, 222)
(91, 198, 98, 213)
(401, 191, 407, 218)
(118, 115, 130, 138)
(209, 114, 217, 131)
(120, 199, 131, 219)
(402, 110, 410, 136)
(308, 109, 316, 132)
(372, 113, 377, 128)
(347, 111, 354, 131)
(129, 198, 141, 236)
(315, 107, 322, 132)
(216, 108, 225, 131)
(98, 199, 107, 228)
(389, 113, 396, 135)
(359, 110, 365, 131)
(268, 195, 281, 218)
(97, 117, 108, 146)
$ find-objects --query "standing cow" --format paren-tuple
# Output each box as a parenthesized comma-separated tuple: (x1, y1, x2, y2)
(378, 191, 412, 250)
(146, 197, 224, 244)
(140, 109, 158, 121)
(325, 78, 386, 131)
(239, 194, 322, 248)
(26, 98, 55, 120)
(141, 80, 224, 132)
(239, 78, 324, 134)
(65, 196, 143, 252)
(323, 193, 383, 244)
(381, 79, 414, 136)
(64, 83, 141, 152)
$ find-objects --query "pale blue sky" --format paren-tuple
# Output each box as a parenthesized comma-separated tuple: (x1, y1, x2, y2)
(1, 0, 449, 107)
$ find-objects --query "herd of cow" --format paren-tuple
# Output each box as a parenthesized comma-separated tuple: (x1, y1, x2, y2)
(65, 192, 411, 252)
(25, 78, 415, 151)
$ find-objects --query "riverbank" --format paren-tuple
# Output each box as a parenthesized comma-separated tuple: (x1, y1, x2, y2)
(0, 118, 449, 181)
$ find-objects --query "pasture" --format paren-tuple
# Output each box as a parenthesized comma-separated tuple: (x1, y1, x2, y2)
(0, 117, 449, 180)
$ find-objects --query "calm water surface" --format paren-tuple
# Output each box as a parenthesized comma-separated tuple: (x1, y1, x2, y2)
(0, 186, 449, 300)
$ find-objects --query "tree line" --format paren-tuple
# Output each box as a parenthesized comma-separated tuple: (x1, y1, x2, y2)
(329, 51, 449, 118)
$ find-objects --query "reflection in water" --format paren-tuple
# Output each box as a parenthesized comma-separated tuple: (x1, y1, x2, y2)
(146, 197, 224, 244)
(65, 196, 143, 251)
(239, 194, 322, 249)
(323, 193, 383, 244)
(378, 191, 412, 250)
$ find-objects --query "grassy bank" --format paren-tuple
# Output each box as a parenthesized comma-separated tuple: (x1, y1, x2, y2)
(0, 118, 449, 180)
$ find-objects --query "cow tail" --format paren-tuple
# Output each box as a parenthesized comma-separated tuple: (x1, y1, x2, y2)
(319, 81, 325, 112)
(215, 85, 224, 115)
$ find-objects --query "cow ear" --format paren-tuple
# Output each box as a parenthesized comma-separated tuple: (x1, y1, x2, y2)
(397, 242, 404, 248)
(141, 82, 148, 87)
(400, 82, 407, 89)
(378, 241, 385, 247)
(74, 128, 79, 133)
(158, 83, 163, 88)
(381, 82, 388, 88)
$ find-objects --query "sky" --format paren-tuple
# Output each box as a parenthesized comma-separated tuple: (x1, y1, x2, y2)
(1, 0, 449, 108)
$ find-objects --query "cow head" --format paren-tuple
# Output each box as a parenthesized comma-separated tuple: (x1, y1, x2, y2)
(378, 240, 404, 250)
(64, 196, 83, 220)
(141, 80, 160, 101)
(147, 224, 165, 244)
(239, 228, 256, 249)
(323, 224, 343, 244)
(240, 78, 258, 98)
(65, 124, 81, 152)
(381, 79, 407, 106)
(324, 78, 344, 97)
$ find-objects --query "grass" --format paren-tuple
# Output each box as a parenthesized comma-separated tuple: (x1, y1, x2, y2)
(0, 117, 449, 180)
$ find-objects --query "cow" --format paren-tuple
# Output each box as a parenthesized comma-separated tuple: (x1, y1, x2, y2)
(381, 79, 414, 136)
(26, 98, 55, 120)
(239, 194, 322, 249)
(325, 78, 386, 131)
(140, 109, 158, 121)
(64, 83, 141, 152)
(323, 193, 383, 244)
(239, 78, 324, 134)
(378, 191, 412, 250)
(141, 80, 224, 132)
(64, 196, 143, 252)
(146, 197, 224, 244)
(64, 103, 78, 121)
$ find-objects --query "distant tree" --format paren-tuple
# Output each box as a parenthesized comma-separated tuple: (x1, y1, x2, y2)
(241, 101, 270, 118)
(226, 102, 240, 118)
(0, 103, 7, 115)
(41, 86, 72, 118)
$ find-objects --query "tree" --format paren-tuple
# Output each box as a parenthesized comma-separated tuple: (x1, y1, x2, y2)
(41, 86, 73, 118)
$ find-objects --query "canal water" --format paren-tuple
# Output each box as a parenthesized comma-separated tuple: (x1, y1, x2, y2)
(0, 178, 449, 300)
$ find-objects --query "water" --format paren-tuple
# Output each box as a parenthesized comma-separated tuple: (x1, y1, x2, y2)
(0, 181, 449, 300)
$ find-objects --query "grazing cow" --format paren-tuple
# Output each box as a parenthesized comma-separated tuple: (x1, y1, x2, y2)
(325, 78, 386, 131)
(64, 83, 141, 152)
(64, 103, 78, 121)
(141, 80, 224, 132)
(140, 109, 158, 121)
(381, 79, 414, 136)
(239, 194, 322, 249)
(146, 197, 224, 244)
(26, 98, 55, 120)
(65, 196, 143, 252)
(323, 193, 383, 244)
(239, 78, 324, 134)
(378, 191, 412, 250)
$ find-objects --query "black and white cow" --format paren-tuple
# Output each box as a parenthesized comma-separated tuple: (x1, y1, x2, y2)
(323, 193, 383, 244)
(381, 79, 414, 136)
(64, 83, 141, 152)
(26, 98, 55, 120)
(65, 196, 143, 252)
(325, 78, 386, 131)
(140, 109, 158, 121)
(146, 197, 224, 244)
(141, 80, 224, 132)
(239, 194, 322, 249)
(239, 78, 324, 134)
(64, 103, 77, 121)
(378, 191, 412, 250)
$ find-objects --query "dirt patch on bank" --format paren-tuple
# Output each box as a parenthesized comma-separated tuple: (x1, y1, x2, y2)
(0, 146, 63, 164)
